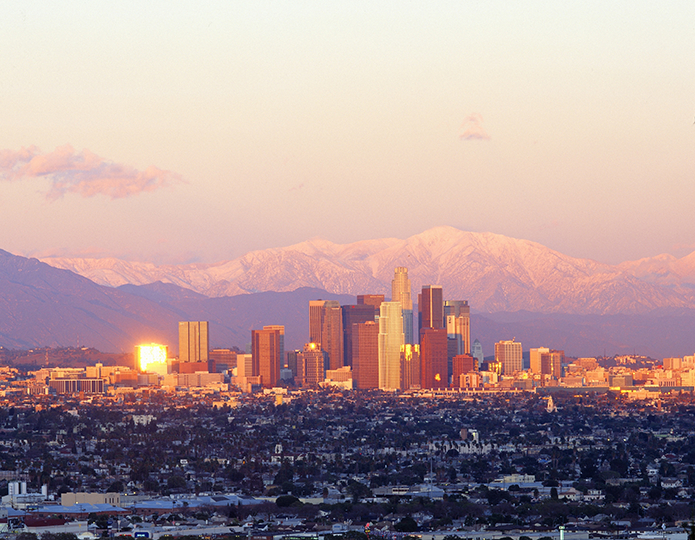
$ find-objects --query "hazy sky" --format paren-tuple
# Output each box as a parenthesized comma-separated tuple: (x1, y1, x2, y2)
(1, 1, 694, 265)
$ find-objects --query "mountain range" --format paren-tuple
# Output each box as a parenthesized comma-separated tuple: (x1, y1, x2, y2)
(1, 226, 695, 358)
(41, 226, 695, 315)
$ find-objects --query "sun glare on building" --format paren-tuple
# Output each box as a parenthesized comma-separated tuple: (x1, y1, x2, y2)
(136, 344, 168, 376)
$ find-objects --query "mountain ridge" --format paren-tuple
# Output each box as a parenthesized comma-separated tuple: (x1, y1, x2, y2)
(2, 248, 695, 356)
(39, 227, 695, 315)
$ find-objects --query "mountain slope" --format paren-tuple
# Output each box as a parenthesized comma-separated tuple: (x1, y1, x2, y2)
(3, 249, 695, 356)
(0, 250, 181, 351)
(41, 227, 695, 315)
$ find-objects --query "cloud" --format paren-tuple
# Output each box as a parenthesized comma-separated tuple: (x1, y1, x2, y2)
(539, 220, 561, 231)
(289, 182, 305, 192)
(0, 144, 183, 199)
(460, 113, 491, 141)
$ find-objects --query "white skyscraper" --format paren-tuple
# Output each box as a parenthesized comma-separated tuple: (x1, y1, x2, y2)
(391, 267, 413, 344)
(378, 301, 404, 390)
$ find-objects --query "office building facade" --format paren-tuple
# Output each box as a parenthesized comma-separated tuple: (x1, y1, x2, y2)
(378, 301, 404, 390)
(178, 321, 209, 363)
(392, 267, 414, 344)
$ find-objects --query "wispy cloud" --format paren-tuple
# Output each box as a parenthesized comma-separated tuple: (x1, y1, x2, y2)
(460, 113, 491, 141)
(0, 144, 182, 199)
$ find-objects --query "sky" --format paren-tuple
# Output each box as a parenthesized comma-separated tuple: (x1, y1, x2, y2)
(0, 1, 694, 265)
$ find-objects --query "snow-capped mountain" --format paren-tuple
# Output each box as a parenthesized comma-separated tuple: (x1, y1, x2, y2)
(40, 226, 695, 315)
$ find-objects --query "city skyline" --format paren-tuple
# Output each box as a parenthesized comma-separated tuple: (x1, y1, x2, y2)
(1, 3, 694, 266)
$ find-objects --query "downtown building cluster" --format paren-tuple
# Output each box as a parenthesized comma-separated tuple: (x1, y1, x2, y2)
(19, 265, 695, 399)
(247, 267, 477, 392)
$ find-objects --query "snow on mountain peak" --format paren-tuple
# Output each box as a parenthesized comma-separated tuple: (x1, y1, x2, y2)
(38, 227, 695, 314)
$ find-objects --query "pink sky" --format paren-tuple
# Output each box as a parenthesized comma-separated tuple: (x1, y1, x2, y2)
(0, 1, 694, 265)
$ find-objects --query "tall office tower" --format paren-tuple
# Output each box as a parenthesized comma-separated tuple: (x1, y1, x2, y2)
(236, 353, 253, 378)
(342, 304, 377, 367)
(286, 349, 301, 378)
(420, 327, 448, 389)
(309, 300, 325, 343)
(529, 347, 550, 374)
(544, 349, 564, 379)
(444, 300, 471, 353)
(352, 321, 379, 389)
(378, 302, 404, 390)
(298, 343, 326, 387)
(251, 325, 284, 388)
(178, 321, 209, 363)
(309, 300, 344, 370)
(495, 340, 523, 376)
(209, 349, 237, 373)
(472, 339, 484, 366)
(418, 285, 444, 339)
(452, 354, 477, 387)
(263, 325, 285, 363)
(392, 267, 414, 344)
(357, 294, 385, 311)
(400, 344, 420, 390)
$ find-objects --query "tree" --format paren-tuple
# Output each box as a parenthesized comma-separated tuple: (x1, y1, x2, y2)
(276, 495, 300, 508)
(394, 516, 418, 532)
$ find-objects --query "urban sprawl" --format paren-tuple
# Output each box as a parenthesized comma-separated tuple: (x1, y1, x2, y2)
(1, 268, 695, 540)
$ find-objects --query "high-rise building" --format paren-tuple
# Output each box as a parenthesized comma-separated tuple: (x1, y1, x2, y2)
(544, 349, 564, 379)
(251, 326, 284, 388)
(352, 321, 379, 389)
(342, 304, 377, 367)
(286, 349, 301, 378)
(444, 300, 471, 354)
(420, 327, 447, 389)
(378, 302, 404, 390)
(452, 354, 477, 388)
(418, 285, 444, 338)
(392, 267, 414, 344)
(309, 300, 344, 370)
(357, 294, 385, 311)
(529, 347, 550, 375)
(472, 339, 484, 366)
(209, 349, 237, 373)
(298, 343, 326, 387)
(309, 301, 325, 344)
(495, 340, 522, 376)
(236, 353, 253, 378)
(400, 344, 420, 390)
(178, 321, 209, 363)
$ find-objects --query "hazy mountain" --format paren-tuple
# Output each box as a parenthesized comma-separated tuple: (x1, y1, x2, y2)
(2, 249, 695, 356)
(0, 249, 354, 353)
(42, 226, 695, 315)
(0, 249, 179, 351)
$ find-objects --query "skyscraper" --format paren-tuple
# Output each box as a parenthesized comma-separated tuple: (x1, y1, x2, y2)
(309, 300, 344, 370)
(529, 347, 550, 375)
(352, 321, 379, 389)
(342, 304, 377, 367)
(400, 344, 420, 390)
(472, 339, 484, 366)
(357, 294, 385, 311)
(392, 267, 413, 344)
(309, 300, 325, 344)
(252, 325, 284, 388)
(531, 348, 564, 379)
(452, 354, 477, 388)
(444, 300, 471, 354)
(420, 327, 447, 389)
(298, 342, 326, 387)
(178, 321, 209, 363)
(495, 340, 522, 376)
(378, 301, 404, 390)
(418, 285, 443, 338)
